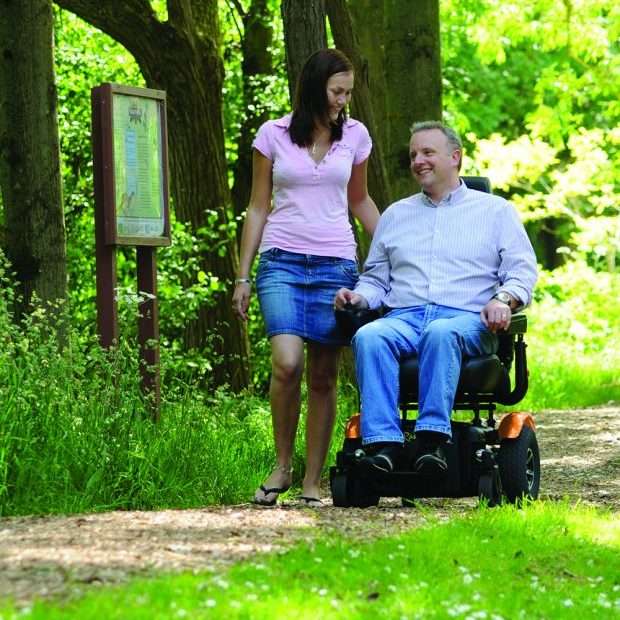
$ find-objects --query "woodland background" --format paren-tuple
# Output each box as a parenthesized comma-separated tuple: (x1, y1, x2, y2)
(0, 0, 619, 515)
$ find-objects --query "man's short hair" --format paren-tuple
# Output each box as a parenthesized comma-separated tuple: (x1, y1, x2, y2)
(410, 121, 463, 170)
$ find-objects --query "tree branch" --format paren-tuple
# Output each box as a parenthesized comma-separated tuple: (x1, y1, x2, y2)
(224, 0, 244, 41)
(227, 0, 246, 19)
(189, 0, 218, 35)
(168, 0, 192, 30)
(53, 0, 161, 60)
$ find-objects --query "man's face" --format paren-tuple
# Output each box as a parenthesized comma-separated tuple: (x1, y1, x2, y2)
(409, 129, 461, 191)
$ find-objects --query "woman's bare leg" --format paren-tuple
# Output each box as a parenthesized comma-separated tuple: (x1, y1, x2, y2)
(302, 342, 341, 500)
(254, 334, 305, 503)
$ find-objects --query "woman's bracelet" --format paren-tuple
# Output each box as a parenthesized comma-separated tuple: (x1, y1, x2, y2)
(235, 278, 252, 285)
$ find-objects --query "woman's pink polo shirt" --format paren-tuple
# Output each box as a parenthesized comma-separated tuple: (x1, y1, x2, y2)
(252, 114, 372, 261)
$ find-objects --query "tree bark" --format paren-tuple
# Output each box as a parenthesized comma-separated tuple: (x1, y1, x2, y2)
(347, 0, 388, 164)
(326, 0, 391, 227)
(384, 0, 442, 200)
(230, 0, 274, 235)
(54, 0, 250, 390)
(281, 0, 327, 103)
(0, 0, 67, 318)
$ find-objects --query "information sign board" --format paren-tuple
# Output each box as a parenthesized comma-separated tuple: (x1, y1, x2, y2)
(92, 83, 170, 246)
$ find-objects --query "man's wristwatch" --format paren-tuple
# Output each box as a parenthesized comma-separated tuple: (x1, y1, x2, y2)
(492, 291, 512, 308)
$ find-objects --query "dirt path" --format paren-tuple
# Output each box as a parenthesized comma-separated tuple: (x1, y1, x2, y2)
(1, 406, 618, 605)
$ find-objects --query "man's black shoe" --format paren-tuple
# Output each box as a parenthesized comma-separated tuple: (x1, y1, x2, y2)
(414, 444, 448, 474)
(359, 443, 402, 473)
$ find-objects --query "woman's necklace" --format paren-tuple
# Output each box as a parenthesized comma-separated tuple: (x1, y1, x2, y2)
(310, 130, 330, 157)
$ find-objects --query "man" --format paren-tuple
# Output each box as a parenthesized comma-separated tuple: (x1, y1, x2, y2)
(334, 121, 538, 474)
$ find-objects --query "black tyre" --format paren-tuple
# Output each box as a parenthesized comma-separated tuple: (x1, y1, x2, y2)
(498, 426, 540, 503)
(331, 473, 351, 507)
(330, 472, 379, 508)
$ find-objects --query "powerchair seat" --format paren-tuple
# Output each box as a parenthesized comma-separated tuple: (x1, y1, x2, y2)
(329, 177, 540, 508)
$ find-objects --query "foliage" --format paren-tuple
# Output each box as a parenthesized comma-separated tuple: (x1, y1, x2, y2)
(46, 1, 619, 389)
(53, 7, 143, 326)
(0, 248, 359, 516)
(518, 260, 620, 409)
(442, 0, 619, 142)
(49, 4, 288, 387)
(0, 4, 616, 521)
(469, 127, 620, 269)
(4, 502, 620, 618)
(0, 250, 273, 516)
(442, 0, 619, 267)
(219, 0, 289, 177)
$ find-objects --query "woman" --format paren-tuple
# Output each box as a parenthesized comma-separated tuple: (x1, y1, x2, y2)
(232, 49, 379, 506)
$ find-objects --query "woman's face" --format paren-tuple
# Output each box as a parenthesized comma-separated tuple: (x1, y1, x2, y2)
(326, 71, 354, 121)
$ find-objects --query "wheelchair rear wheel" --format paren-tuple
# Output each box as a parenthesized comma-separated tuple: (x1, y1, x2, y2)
(498, 426, 540, 503)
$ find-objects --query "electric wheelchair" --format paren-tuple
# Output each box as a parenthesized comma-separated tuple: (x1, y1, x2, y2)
(329, 177, 540, 508)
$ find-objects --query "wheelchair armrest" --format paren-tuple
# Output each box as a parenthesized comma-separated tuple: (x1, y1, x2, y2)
(505, 312, 527, 335)
(335, 305, 381, 339)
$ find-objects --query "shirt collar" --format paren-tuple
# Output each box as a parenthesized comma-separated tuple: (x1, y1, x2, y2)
(274, 114, 292, 128)
(422, 179, 466, 207)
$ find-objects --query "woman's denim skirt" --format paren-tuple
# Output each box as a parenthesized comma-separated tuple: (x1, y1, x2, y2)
(256, 247, 359, 345)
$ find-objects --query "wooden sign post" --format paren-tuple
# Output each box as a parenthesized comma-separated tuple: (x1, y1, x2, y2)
(91, 83, 171, 418)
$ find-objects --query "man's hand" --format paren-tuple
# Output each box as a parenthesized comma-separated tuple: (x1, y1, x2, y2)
(334, 288, 369, 310)
(481, 299, 512, 333)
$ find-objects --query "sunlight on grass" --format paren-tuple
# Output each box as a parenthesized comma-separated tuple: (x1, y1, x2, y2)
(566, 504, 620, 548)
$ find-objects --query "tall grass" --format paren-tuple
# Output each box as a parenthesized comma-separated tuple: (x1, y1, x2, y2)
(0, 257, 278, 515)
(0, 317, 275, 515)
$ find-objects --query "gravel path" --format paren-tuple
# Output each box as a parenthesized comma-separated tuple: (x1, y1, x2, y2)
(1, 405, 618, 605)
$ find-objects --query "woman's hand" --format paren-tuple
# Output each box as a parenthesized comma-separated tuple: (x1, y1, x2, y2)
(334, 287, 369, 310)
(232, 282, 252, 321)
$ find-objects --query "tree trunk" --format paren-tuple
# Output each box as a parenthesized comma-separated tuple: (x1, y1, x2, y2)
(281, 0, 327, 103)
(230, 0, 274, 235)
(347, 0, 388, 167)
(54, 0, 250, 390)
(384, 0, 442, 200)
(0, 0, 67, 318)
(326, 0, 391, 227)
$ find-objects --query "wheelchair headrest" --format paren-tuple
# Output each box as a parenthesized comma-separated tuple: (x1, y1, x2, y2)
(461, 176, 492, 194)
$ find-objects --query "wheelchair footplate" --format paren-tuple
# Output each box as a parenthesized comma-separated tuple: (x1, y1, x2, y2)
(330, 420, 503, 508)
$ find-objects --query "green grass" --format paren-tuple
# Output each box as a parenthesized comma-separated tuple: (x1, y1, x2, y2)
(520, 356, 620, 410)
(2, 502, 618, 619)
(0, 336, 287, 515)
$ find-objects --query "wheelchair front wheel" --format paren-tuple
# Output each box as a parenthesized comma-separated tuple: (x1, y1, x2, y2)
(478, 467, 502, 507)
(331, 472, 379, 508)
(498, 426, 540, 503)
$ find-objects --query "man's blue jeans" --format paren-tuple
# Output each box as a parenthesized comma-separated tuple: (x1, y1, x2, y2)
(351, 304, 498, 445)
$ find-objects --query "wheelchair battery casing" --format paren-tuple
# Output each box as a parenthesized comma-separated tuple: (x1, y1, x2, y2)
(332, 419, 497, 499)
